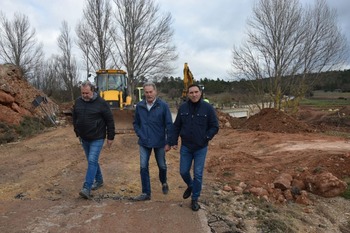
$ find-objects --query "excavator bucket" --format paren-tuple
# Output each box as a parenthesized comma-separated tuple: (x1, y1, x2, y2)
(112, 109, 135, 134)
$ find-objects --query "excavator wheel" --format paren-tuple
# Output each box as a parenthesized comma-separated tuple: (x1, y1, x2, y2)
(112, 109, 135, 134)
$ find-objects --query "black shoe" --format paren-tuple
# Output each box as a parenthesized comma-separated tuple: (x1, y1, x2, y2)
(183, 187, 192, 199)
(162, 183, 169, 195)
(133, 193, 151, 201)
(191, 200, 200, 211)
(79, 188, 91, 199)
(91, 181, 104, 190)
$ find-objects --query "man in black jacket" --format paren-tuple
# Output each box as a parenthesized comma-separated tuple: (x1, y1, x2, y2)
(73, 81, 115, 199)
(172, 84, 219, 211)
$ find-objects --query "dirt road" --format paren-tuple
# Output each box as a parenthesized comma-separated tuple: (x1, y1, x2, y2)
(0, 125, 212, 233)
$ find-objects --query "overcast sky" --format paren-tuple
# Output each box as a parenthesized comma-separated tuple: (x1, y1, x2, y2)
(2, 0, 350, 81)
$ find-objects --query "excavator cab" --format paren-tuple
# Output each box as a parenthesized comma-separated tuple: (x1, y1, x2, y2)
(95, 69, 132, 109)
(94, 69, 134, 134)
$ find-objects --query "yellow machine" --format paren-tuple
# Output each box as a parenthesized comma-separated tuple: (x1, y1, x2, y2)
(94, 69, 142, 133)
(181, 63, 208, 103)
(182, 63, 194, 101)
(95, 69, 132, 109)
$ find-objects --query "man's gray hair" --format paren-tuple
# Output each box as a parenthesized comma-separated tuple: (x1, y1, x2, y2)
(81, 80, 95, 91)
(143, 81, 157, 91)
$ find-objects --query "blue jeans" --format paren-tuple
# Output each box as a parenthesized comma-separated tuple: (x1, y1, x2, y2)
(81, 138, 105, 190)
(180, 145, 208, 201)
(139, 145, 167, 196)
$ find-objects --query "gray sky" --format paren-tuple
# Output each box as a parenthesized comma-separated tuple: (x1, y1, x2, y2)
(2, 0, 350, 81)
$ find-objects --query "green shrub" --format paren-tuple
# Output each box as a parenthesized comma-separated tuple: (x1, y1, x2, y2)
(258, 218, 296, 233)
(341, 177, 350, 200)
(0, 122, 16, 144)
(15, 116, 48, 138)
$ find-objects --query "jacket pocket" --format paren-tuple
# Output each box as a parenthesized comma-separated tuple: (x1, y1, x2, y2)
(195, 114, 207, 126)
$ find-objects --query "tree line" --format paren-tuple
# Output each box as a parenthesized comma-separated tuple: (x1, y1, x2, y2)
(155, 69, 350, 105)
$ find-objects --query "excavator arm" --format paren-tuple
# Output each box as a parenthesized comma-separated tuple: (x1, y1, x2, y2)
(182, 63, 194, 100)
(181, 62, 209, 103)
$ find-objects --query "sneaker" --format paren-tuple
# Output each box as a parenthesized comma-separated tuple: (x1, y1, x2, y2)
(79, 188, 91, 199)
(133, 193, 151, 201)
(191, 200, 200, 211)
(183, 187, 192, 199)
(91, 181, 104, 191)
(162, 183, 169, 195)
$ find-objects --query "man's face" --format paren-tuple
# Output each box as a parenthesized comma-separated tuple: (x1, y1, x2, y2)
(81, 85, 94, 101)
(144, 85, 157, 104)
(188, 86, 202, 103)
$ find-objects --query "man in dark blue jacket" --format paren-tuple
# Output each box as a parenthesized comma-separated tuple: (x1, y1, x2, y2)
(73, 81, 115, 199)
(133, 82, 173, 201)
(172, 84, 219, 211)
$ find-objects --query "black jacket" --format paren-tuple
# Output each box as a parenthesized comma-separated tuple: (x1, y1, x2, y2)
(73, 93, 115, 141)
(172, 99, 219, 151)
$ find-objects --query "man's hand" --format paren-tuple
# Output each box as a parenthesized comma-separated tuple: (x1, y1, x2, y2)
(171, 145, 178, 150)
(106, 139, 113, 148)
(165, 144, 171, 152)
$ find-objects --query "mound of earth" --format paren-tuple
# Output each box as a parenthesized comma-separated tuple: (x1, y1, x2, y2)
(240, 108, 314, 133)
(217, 107, 315, 134)
(0, 65, 58, 125)
(0, 64, 58, 142)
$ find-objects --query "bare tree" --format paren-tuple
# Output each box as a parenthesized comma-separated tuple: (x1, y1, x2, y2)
(31, 58, 62, 99)
(0, 12, 43, 79)
(112, 0, 178, 96)
(57, 21, 79, 101)
(76, 0, 114, 71)
(231, 0, 348, 111)
(76, 22, 94, 79)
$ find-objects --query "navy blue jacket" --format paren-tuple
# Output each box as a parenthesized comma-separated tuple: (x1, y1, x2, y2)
(172, 99, 219, 151)
(133, 98, 173, 148)
(73, 93, 115, 141)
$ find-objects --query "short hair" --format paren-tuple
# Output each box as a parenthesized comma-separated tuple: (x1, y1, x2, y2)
(143, 81, 157, 91)
(188, 84, 202, 92)
(81, 80, 95, 91)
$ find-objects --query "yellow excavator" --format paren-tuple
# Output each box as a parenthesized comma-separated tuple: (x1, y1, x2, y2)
(181, 63, 208, 103)
(94, 69, 143, 133)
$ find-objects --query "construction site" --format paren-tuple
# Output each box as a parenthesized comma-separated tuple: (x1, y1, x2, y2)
(1, 64, 350, 232)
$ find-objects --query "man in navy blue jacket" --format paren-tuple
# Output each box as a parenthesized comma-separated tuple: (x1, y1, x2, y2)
(172, 84, 219, 211)
(133, 82, 173, 201)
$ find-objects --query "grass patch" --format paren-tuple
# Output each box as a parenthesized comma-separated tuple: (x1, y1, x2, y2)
(15, 116, 50, 138)
(0, 122, 16, 144)
(300, 98, 350, 107)
(341, 177, 350, 200)
(0, 116, 49, 144)
(247, 196, 298, 232)
(301, 91, 350, 107)
(258, 218, 296, 233)
(323, 131, 350, 139)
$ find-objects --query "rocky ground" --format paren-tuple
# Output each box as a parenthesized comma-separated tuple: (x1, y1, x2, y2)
(1, 64, 350, 232)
